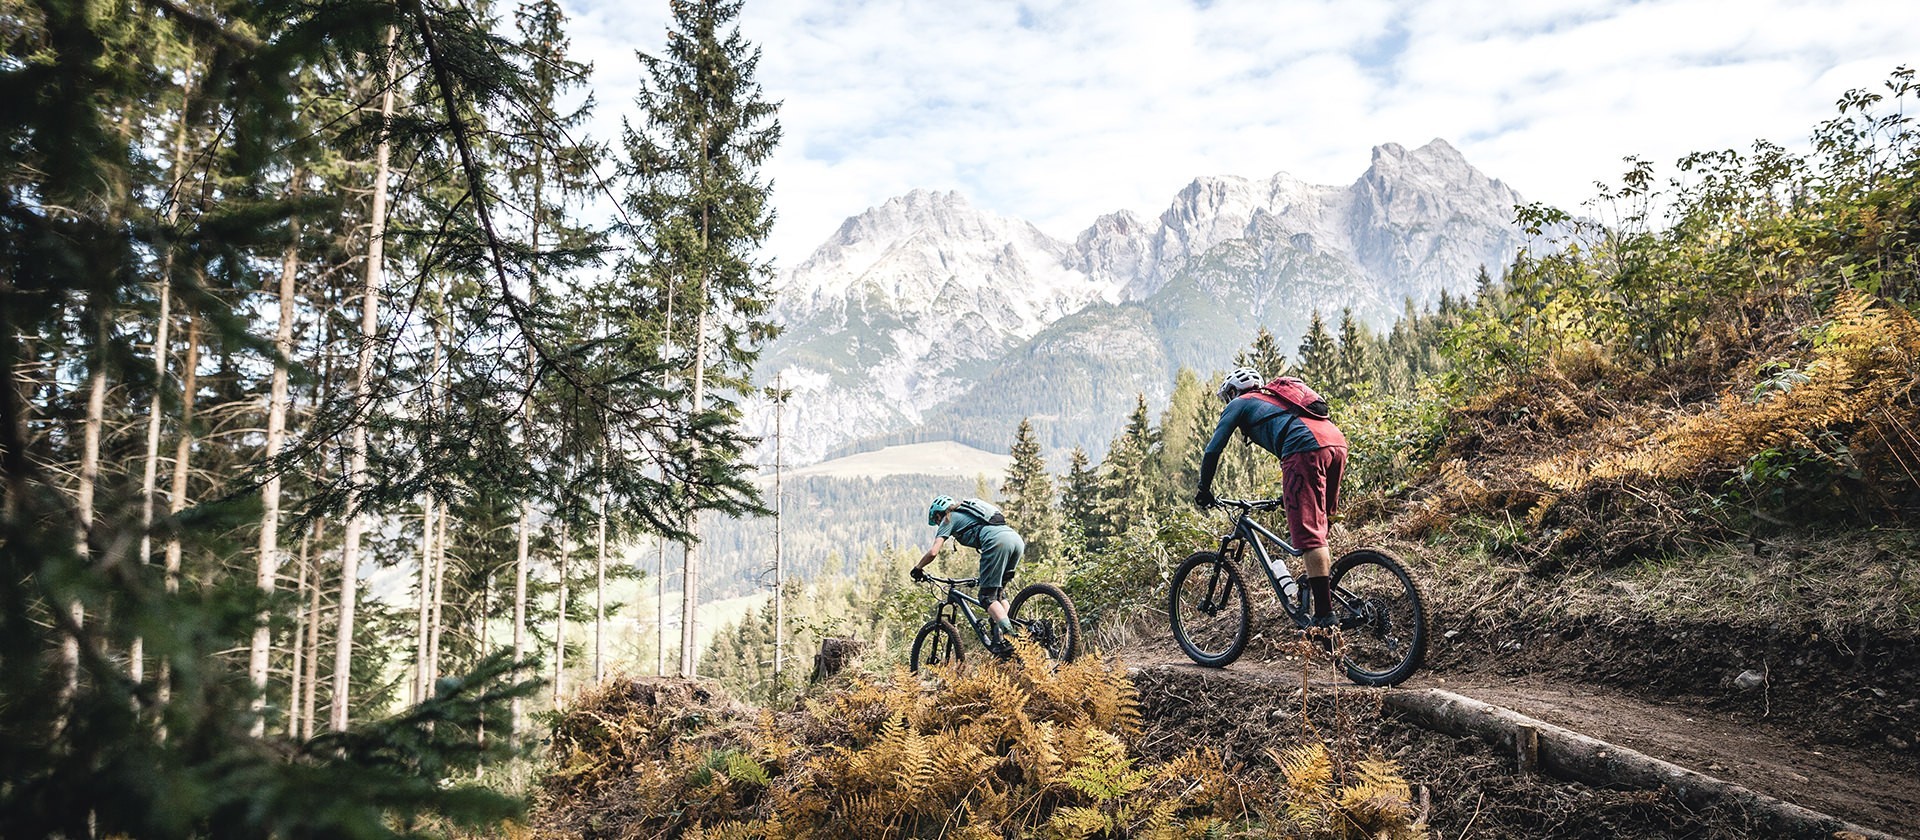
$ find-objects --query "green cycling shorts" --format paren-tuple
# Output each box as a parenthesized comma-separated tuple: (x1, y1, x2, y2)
(975, 525, 1024, 597)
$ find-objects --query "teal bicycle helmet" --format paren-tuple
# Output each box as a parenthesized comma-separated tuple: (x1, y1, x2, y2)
(927, 494, 954, 525)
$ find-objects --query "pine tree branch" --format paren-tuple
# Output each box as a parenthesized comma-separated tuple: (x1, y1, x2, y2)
(141, 0, 262, 51)
(402, 0, 593, 408)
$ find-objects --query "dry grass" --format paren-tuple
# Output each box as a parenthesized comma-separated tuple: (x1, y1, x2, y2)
(1383, 290, 1920, 573)
(1346, 517, 1920, 639)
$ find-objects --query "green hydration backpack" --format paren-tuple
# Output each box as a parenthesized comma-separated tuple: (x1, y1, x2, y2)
(956, 498, 1006, 526)
(950, 498, 1007, 545)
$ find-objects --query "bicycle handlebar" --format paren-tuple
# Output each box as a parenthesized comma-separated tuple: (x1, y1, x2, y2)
(920, 573, 980, 587)
(1216, 497, 1285, 512)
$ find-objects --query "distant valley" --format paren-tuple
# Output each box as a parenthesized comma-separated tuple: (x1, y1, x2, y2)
(697, 442, 1009, 599)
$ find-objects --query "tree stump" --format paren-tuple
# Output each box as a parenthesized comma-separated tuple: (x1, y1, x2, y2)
(812, 637, 865, 682)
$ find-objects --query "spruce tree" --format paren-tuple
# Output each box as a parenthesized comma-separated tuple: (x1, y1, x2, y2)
(1152, 369, 1210, 505)
(1094, 396, 1158, 546)
(620, 0, 781, 676)
(1333, 307, 1374, 400)
(1001, 418, 1061, 573)
(1234, 326, 1289, 378)
(1059, 447, 1099, 559)
(1296, 310, 1336, 386)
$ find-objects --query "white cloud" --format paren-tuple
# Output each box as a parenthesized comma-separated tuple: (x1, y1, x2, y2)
(560, 0, 1920, 269)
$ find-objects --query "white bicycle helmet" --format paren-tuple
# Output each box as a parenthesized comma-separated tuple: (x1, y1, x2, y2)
(1217, 366, 1263, 402)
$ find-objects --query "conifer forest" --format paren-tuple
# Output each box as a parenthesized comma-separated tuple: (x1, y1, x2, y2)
(4, 1, 1919, 838)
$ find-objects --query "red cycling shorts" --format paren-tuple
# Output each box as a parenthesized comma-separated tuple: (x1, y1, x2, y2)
(1282, 445, 1346, 551)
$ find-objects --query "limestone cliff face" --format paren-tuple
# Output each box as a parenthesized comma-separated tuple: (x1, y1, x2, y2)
(1070, 138, 1523, 311)
(1343, 139, 1528, 305)
(753, 140, 1530, 464)
(758, 189, 1118, 464)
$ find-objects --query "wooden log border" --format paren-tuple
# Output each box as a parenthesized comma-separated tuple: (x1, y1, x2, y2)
(1381, 687, 1906, 840)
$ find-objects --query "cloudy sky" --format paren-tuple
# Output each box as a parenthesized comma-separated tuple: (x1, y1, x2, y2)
(563, 0, 1919, 268)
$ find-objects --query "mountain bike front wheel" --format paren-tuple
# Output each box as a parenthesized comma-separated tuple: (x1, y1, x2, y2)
(909, 619, 963, 673)
(1168, 551, 1251, 667)
(1330, 548, 1430, 687)
(1009, 582, 1081, 663)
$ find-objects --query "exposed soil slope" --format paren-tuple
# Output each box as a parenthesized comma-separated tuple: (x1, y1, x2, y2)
(1121, 637, 1920, 838)
(1130, 661, 1761, 839)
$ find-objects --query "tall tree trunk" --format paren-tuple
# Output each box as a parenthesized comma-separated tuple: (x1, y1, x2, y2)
(552, 516, 568, 708)
(428, 300, 452, 689)
(594, 488, 606, 685)
(159, 315, 200, 706)
(286, 524, 311, 737)
(303, 513, 327, 739)
(134, 284, 171, 690)
(252, 187, 301, 734)
(67, 301, 110, 702)
(680, 289, 709, 678)
(475, 574, 489, 751)
(511, 500, 530, 733)
(333, 26, 397, 733)
(427, 504, 447, 692)
(678, 137, 714, 679)
(773, 373, 784, 677)
(656, 538, 667, 676)
(135, 88, 198, 686)
(512, 102, 548, 734)
(412, 493, 435, 705)
(413, 276, 444, 705)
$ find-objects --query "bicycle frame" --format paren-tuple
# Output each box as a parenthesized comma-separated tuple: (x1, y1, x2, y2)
(1218, 503, 1308, 618)
(1213, 499, 1380, 630)
(928, 578, 995, 646)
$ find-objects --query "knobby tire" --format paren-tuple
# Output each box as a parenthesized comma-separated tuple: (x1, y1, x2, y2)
(1329, 548, 1429, 687)
(909, 619, 963, 673)
(1009, 582, 1081, 663)
(1168, 551, 1251, 667)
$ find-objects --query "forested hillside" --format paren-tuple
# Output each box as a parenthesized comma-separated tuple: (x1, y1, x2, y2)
(2, 0, 779, 834)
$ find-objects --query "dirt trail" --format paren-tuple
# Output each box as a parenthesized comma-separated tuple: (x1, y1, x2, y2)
(1431, 672, 1919, 837)
(1117, 645, 1920, 838)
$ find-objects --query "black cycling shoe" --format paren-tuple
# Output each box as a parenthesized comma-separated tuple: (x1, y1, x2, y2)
(1305, 614, 1337, 651)
(988, 639, 1015, 660)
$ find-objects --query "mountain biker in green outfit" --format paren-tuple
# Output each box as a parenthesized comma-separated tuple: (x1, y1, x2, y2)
(1194, 366, 1349, 630)
(910, 495, 1026, 657)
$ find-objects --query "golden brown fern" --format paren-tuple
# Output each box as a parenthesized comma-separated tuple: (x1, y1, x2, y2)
(1043, 805, 1112, 840)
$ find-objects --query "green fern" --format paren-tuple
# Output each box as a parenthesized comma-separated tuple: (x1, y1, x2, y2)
(1063, 730, 1150, 801)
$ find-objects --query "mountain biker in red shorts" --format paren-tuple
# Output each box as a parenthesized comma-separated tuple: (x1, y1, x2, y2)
(1194, 367, 1348, 628)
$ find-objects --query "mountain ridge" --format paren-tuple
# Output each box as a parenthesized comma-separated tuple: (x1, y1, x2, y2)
(755, 139, 1530, 464)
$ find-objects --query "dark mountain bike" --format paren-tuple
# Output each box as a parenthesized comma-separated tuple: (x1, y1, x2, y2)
(1169, 497, 1429, 686)
(909, 574, 1080, 672)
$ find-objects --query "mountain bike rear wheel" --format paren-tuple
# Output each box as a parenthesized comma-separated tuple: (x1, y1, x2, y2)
(909, 619, 963, 673)
(1010, 582, 1081, 662)
(1329, 548, 1429, 687)
(1169, 551, 1251, 667)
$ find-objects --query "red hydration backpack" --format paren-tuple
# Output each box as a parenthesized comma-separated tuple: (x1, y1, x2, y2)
(1249, 376, 1330, 418)
(1243, 376, 1346, 448)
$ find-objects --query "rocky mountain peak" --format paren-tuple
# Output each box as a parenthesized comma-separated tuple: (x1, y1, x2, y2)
(1358, 138, 1508, 197)
(757, 139, 1531, 465)
(778, 187, 1102, 319)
